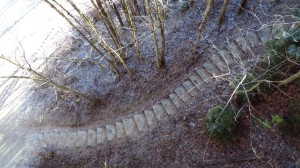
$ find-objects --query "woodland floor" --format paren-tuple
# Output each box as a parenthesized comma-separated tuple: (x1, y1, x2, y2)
(23, 0, 300, 167)
(22, 0, 294, 128)
(34, 82, 300, 167)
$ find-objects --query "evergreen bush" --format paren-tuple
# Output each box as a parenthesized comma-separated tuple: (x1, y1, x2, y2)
(205, 105, 240, 143)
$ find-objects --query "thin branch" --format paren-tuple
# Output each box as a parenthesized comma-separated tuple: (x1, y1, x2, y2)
(0, 55, 94, 101)
(277, 69, 300, 87)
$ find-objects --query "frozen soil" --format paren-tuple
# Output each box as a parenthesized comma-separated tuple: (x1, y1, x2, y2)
(24, 0, 299, 128)
(21, 0, 300, 167)
(31, 81, 299, 167)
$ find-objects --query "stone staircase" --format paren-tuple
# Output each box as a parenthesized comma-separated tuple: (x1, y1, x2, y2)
(20, 22, 299, 166)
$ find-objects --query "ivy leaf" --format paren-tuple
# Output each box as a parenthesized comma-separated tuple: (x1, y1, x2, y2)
(272, 114, 283, 125)
(292, 28, 300, 41)
(292, 8, 300, 21)
(288, 44, 300, 59)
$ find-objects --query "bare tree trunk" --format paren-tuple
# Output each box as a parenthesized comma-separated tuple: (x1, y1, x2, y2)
(154, 0, 166, 66)
(141, 0, 147, 15)
(193, 0, 213, 52)
(128, 0, 136, 16)
(94, 0, 124, 58)
(92, 0, 119, 49)
(108, 0, 124, 27)
(144, 0, 161, 68)
(90, 1, 118, 55)
(102, 0, 125, 56)
(66, 0, 132, 75)
(218, 0, 229, 26)
(132, 0, 141, 16)
(44, 0, 120, 75)
(120, 0, 142, 60)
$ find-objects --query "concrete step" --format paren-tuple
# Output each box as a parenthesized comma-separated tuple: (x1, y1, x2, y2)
(133, 113, 149, 131)
(196, 66, 211, 82)
(96, 127, 107, 144)
(182, 79, 199, 97)
(174, 85, 192, 102)
(235, 35, 250, 52)
(66, 132, 76, 148)
(152, 103, 168, 121)
(116, 122, 126, 138)
(58, 132, 67, 148)
(188, 74, 205, 91)
(245, 30, 260, 47)
(203, 60, 220, 76)
(209, 54, 227, 72)
(87, 130, 97, 147)
(106, 125, 117, 141)
(144, 109, 158, 127)
(122, 118, 138, 136)
(257, 25, 272, 43)
(161, 99, 176, 115)
(218, 48, 235, 65)
(226, 41, 244, 59)
(43, 133, 53, 146)
(77, 131, 87, 148)
(169, 93, 184, 108)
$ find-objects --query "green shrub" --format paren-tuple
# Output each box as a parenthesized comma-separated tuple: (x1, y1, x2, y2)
(259, 23, 300, 135)
(234, 91, 257, 107)
(279, 99, 300, 137)
(262, 18, 300, 81)
(259, 8, 300, 85)
(287, 44, 300, 59)
(292, 8, 300, 21)
(205, 105, 239, 143)
(232, 12, 300, 106)
(279, 112, 300, 137)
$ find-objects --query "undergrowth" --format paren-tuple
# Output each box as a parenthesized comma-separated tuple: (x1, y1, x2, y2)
(206, 8, 300, 144)
(279, 98, 300, 137)
(205, 105, 239, 143)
